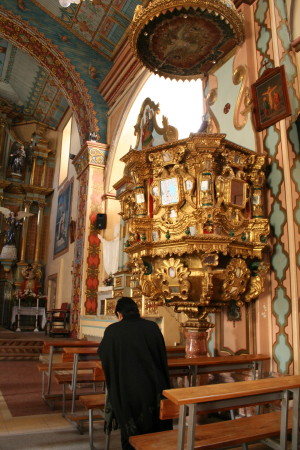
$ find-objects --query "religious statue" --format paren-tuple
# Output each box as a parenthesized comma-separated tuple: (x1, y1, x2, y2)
(8, 141, 32, 176)
(15, 263, 45, 310)
(21, 263, 42, 294)
(141, 108, 154, 148)
(0, 207, 33, 260)
(1, 211, 21, 246)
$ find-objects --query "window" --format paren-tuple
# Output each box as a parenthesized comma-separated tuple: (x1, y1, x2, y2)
(59, 116, 72, 186)
(108, 74, 203, 192)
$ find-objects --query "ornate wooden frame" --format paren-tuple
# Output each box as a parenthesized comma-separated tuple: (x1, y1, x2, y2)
(251, 66, 291, 131)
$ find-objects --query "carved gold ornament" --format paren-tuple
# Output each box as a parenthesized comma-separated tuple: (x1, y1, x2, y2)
(115, 126, 269, 331)
(128, 0, 245, 80)
(221, 258, 250, 303)
(156, 258, 191, 300)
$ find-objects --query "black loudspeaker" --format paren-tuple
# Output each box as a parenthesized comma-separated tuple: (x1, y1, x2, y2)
(96, 213, 107, 230)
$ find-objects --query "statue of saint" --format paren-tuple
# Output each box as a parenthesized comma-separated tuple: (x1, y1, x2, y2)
(21, 263, 42, 294)
(141, 108, 154, 148)
(8, 141, 32, 176)
(3, 211, 21, 246)
(0, 207, 33, 260)
(9, 142, 26, 175)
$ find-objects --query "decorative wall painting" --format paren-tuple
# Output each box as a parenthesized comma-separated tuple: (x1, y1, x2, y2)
(54, 181, 73, 255)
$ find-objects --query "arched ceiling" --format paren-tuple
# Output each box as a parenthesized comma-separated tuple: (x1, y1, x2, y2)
(30, 0, 140, 59)
(0, 37, 69, 128)
(0, 0, 141, 140)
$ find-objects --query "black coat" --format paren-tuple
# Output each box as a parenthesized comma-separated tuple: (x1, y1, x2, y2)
(98, 316, 172, 437)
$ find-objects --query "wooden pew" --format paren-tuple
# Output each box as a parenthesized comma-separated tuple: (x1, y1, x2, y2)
(166, 346, 185, 358)
(62, 346, 100, 414)
(130, 375, 300, 450)
(37, 360, 100, 407)
(94, 353, 270, 390)
(159, 396, 276, 421)
(130, 410, 293, 449)
(42, 339, 99, 354)
(79, 393, 109, 450)
(40, 339, 99, 397)
(54, 366, 105, 416)
(167, 354, 270, 387)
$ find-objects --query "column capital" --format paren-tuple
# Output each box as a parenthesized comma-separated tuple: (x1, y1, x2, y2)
(73, 141, 109, 178)
(23, 199, 33, 208)
(37, 201, 46, 210)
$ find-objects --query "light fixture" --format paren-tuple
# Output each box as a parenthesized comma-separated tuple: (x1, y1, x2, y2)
(128, 0, 245, 80)
(58, 0, 92, 7)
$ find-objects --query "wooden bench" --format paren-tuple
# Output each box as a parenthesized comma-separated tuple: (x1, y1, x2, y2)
(37, 360, 99, 404)
(167, 354, 270, 387)
(130, 375, 300, 450)
(131, 396, 292, 448)
(40, 339, 99, 397)
(166, 346, 185, 358)
(79, 393, 109, 450)
(130, 410, 293, 449)
(159, 396, 277, 421)
(63, 347, 100, 413)
(54, 366, 105, 415)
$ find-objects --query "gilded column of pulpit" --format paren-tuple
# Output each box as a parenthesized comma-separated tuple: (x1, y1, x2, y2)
(115, 120, 269, 356)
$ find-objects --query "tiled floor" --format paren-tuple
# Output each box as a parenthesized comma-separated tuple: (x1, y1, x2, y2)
(0, 329, 291, 450)
(0, 389, 74, 435)
(0, 387, 122, 449)
(0, 328, 117, 448)
(0, 390, 288, 450)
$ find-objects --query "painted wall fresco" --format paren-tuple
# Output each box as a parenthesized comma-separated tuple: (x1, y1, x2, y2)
(254, 0, 300, 374)
(32, 0, 141, 59)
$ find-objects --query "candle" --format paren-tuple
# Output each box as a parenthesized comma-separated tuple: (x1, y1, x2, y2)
(18, 297, 20, 308)
(37, 297, 39, 310)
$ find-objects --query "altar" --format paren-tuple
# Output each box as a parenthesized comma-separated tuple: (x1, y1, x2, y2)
(11, 306, 46, 332)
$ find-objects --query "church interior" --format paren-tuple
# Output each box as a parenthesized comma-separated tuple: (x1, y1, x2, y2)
(0, 0, 300, 448)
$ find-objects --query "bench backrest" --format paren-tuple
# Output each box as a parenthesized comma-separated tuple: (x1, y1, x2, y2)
(159, 395, 280, 421)
(163, 375, 300, 406)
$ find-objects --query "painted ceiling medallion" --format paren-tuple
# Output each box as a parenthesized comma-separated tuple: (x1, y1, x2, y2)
(129, 0, 245, 80)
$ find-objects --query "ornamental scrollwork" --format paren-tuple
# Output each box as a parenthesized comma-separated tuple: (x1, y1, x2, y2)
(156, 258, 191, 301)
(221, 258, 250, 304)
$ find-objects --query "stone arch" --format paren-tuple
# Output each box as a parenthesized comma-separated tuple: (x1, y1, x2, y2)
(0, 7, 98, 142)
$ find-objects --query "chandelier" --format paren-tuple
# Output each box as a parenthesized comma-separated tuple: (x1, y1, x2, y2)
(128, 0, 245, 80)
(58, 0, 92, 7)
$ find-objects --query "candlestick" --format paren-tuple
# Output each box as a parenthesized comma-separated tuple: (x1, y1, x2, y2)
(34, 297, 39, 332)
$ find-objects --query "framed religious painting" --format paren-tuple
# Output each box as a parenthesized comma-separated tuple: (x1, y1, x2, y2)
(54, 180, 73, 256)
(251, 66, 291, 131)
(160, 177, 180, 206)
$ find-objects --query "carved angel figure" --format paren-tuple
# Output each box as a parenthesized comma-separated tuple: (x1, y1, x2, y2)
(0, 207, 33, 246)
(244, 262, 270, 303)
